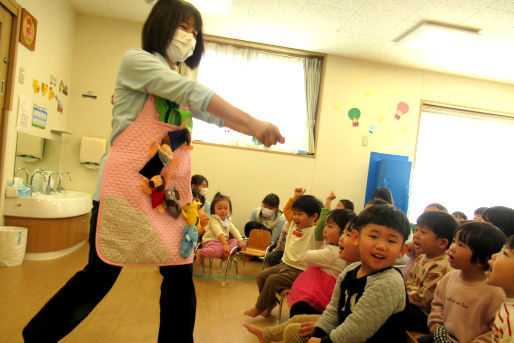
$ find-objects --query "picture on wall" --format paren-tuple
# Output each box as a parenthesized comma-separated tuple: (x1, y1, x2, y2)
(20, 8, 37, 51)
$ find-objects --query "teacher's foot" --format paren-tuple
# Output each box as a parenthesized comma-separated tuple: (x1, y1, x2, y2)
(243, 323, 266, 343)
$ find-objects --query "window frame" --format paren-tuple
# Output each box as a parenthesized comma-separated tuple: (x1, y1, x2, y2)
(188, 34, 326, 157)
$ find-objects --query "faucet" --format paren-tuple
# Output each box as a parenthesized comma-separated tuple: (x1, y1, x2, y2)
(14, 167, 29, 185)
(30, 169, 47, 192)
(45, 171, 59, 194)
(56, 171, 72, 192)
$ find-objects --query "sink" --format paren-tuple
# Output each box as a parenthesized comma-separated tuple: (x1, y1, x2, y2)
(4, 191, 92, 218)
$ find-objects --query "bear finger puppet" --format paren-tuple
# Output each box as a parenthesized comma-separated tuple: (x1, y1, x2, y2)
(164, 187, 181, 219)
(140, 175, 167, 213)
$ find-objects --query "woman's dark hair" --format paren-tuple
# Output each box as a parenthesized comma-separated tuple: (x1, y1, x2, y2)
(292, 195, 323, 219)
(191, 188, 205, 209)
(370, 187, 393, 204)
(326, 209, 357, 237)
(142, 0, 205, 69)
(356, 204, 410, 242)
(339, 199, 354, 211)
(263, 193, 280, 209)
(210, 192, 232, 215)
(417, 211, 458, 249)
(452, 211, 467, 220)
(425, 203, 448, 213)
(191, 174, 208, 187)
(455, 221, 507, 270)
(482, 206, 514, 237)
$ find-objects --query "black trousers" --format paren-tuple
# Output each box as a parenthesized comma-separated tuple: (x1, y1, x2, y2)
(23, 201, 196, 343)
(406, 303, 429, 334)
(289, 301, 322, 318)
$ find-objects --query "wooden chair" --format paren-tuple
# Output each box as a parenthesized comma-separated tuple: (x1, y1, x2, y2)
(239, 229, 272, 269)
(406, 330, 424, 343)
(274, 289, 290, 323)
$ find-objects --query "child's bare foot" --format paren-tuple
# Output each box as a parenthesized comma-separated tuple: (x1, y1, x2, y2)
(243, 323, 267, 343)
(195, 250, 203, 266)
(243, 307, 261, 318)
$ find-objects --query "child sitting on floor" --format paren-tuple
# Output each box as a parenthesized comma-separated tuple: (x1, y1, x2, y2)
(288, 209, 357, 317)
(243, 215, 361, 343)
(406, 211, 458, 333)
(487, 235, 514, 343)
(196, 192, 245, 265)
(418, 221, 507, 343)
(243, 188, 323, 318)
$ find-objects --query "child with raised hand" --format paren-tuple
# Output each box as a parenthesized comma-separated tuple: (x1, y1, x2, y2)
(243, 216, 362, 343)
(487, 235, 514, 343)
(419, 222, 507, 343)
(288, 209, 357, 317)
(243, 188, 323, 318)
(406, 211, 459, 333)
(196, 192, 245, 265)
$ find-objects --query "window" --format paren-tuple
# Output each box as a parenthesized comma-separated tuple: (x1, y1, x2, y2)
(408, 104, 514, 221)
(184, 41, 323, 155)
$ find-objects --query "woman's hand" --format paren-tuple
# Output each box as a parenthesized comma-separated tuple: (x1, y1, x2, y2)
(250, 119, 285, 147)
(238, 241, 246, 250)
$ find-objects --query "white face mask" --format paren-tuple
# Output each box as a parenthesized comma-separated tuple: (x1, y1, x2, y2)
(261, 207, 274, 218)
(200, 188, 208, 197)
(166, 29, 196, 63)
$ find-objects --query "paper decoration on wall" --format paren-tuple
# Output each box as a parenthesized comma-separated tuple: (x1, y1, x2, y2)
(82, 91, 97, 99)
(56, 95, 63, 113)
(369, 124, 377, 134)
(348, 108, 361, 127)
(60, 80, 68, 95)
(334, 104, 341, 110)
(41, 82, 48, 96)
(49, 75, 57, 86)
(32, 79, 39, 93)
(378, 116, 384, 122)
(395, 101, 409, 120)
(19, 8, 37, 51)
(32, 104, 47, 129)
(402, 125, 407, 132)
(48, 87, 54, 101)
(365, 91, 373, 98)
(347, 95, 356, 104)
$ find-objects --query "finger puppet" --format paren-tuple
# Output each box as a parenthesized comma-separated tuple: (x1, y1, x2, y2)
(182, 201, 202, 228)
(180, 223, 198, 258)
(140, 174, 168, 213)
(164, 187, 181, 219)
(139, 140, 175, 180)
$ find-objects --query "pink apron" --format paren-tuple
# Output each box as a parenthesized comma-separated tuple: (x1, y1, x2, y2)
(96, 95, 192, 266)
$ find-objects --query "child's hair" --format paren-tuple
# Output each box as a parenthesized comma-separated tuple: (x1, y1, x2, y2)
(191, 188, 205, 209)
(262, 193, 280, 209)
(339, 199, 354, 211)
(142, 0, 205, 69)
(482, 206, 514, 237)
(455, 221, 507, 270)
(425, 203, 448, 212)
(355, 204, 410, 242)
(292, 195, 323, 219)
(370, 187, 393, 204)
(506, 235, 514, 250)
(452, 211, 467, 220)
(346, 216, 358, 232)
(210, 192, 232, 215)
(326, 209, 357, 236)
(474, 207, 488, 216)
(417, 211, 458, 249)
(191, 174, 208, 187)
(367, 198, 390, 207)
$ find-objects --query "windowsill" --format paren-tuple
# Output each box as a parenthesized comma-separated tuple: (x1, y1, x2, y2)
(192, 140, 316, 158)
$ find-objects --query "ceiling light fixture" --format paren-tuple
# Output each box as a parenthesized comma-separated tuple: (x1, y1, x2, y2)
(186, 0, 232, 16)
(394, 21, 481, 51)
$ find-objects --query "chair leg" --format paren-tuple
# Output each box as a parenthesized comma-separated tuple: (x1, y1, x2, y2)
(222, 257, 232, 286)
(277, 295, 284, 324)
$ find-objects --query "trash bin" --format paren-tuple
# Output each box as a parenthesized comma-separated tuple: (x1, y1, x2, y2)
(0, 226, 28, 266)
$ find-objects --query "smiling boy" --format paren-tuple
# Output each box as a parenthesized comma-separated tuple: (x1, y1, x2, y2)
(308, 204, 410, 343)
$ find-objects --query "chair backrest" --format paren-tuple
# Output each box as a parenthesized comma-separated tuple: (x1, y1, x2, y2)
(247, 229, 272, 251)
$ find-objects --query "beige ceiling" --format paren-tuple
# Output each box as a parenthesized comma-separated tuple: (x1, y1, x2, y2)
(68, 0, 514, 84)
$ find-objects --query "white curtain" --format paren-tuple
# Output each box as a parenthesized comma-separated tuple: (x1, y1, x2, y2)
(191, 42, 319, 154)
(304, 58, 322, 153)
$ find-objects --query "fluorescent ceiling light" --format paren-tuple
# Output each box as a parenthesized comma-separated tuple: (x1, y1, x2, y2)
(394, 21, 481, 51)
(187, 0, 232, 16)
